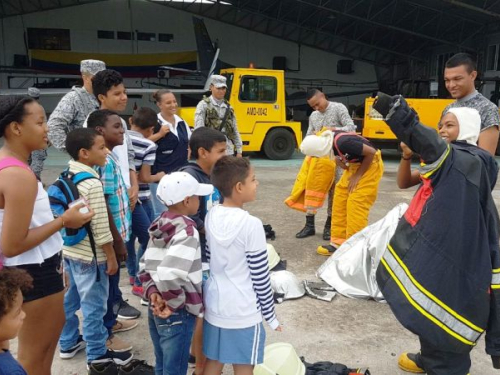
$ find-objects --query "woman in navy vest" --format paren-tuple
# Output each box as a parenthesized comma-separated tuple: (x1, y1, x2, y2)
(150, 89, 191, 216)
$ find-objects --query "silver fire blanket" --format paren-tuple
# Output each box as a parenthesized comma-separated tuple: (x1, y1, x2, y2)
(317, 203, 408, 302)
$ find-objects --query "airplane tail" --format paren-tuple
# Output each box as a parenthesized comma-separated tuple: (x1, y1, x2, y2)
(193, 17, 217, 77)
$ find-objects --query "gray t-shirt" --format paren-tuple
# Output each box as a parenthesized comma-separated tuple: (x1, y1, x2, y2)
(442, 91, 500, 131)
(307, 102, 356, 136)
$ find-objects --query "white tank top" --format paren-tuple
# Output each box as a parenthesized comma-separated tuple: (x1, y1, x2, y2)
(0, 181, 63, 266)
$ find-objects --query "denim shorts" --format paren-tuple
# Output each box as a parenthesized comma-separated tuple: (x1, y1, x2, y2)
(14, 252, 64, 302)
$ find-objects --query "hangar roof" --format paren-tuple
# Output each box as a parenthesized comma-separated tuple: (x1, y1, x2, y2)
(1, 0, 499, 66)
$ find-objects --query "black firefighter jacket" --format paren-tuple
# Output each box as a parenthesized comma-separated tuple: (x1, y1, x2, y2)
(374, 95, 500, 358)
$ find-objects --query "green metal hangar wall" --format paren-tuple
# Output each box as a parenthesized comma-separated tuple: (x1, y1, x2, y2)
(0, 0, 500, 106)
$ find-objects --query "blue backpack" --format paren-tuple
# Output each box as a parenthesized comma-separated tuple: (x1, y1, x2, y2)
(48, 170, 100, 280)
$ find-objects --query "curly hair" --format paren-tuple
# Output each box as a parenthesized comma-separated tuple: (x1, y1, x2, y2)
(92, 69, 123, 104)
(0, 268, 33, 319)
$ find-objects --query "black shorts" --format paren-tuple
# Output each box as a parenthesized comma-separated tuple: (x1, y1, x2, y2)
(14, 252, 64, 303)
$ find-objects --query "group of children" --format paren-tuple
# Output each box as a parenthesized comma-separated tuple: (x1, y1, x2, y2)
(0, 102, 280, 375)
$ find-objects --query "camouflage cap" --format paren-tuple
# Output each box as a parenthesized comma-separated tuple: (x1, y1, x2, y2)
(28, 87, 40, 99)
(210, 74, 227, 88)
(80, 59, 106, 75)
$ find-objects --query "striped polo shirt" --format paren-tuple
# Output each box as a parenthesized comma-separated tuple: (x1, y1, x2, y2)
(62, 160, 113, 263)
(128, 130, 158, 200)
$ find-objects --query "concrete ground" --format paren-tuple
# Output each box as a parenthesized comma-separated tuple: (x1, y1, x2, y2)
(8, 147, 500, 374)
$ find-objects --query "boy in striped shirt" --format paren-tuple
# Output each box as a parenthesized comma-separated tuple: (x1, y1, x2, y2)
(139, 172, 213, 375)
(126, 107, 165, 297)
(203, 156, 281, 375)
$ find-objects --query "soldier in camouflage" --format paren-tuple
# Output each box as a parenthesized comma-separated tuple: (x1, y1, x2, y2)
(29, 59, 106, 178)
(194, 75, 243, 156)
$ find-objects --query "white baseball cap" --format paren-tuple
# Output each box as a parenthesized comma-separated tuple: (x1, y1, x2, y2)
(157, 172, 213, 206)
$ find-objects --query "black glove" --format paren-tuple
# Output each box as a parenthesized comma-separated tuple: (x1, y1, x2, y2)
(492, 355, 500, 369)
(372, 92, 399, 118)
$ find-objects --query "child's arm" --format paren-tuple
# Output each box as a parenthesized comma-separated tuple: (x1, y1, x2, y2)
(102, 242, 118, 275)
(86, 183, 117, 275)
(138, 164, 165, 183)
(99, 162, 127, 261)
(138, 143, 164, 183)
(149, 124, 170, 143)
(397, 142, 421, 189)
(245, 248, 279, 330)
(245, 221, 280, 330)
(128, 171, 139, 211)
(104, 198, 127, 262)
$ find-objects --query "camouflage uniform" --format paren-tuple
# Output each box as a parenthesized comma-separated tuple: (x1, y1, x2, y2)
(194, 96, 243, 155)
(29, 86, 99, 177)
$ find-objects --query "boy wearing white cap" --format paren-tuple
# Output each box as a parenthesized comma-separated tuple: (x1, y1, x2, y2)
(194, 75, 243, 157)
(139, 172, 213, 375)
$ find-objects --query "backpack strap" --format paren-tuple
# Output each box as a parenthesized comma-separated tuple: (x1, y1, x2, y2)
(333, 132, 364, 163)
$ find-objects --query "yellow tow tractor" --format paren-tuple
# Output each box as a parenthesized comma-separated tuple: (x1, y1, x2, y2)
(179, 67, 302, 160)
(360, 97, 454, 148)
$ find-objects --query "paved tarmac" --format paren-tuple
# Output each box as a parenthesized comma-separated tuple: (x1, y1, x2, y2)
(8, 147, 500, 375)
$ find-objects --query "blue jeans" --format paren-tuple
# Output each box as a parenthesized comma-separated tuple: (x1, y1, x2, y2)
(148, 307, 195, 375)
(104, 267, 122, 335)
(59, 258, 109, 361)
(150, 183, 166, 219)
(126, 200, 154, 286)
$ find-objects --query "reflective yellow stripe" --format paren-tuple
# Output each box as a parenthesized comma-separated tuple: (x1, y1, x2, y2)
(493, 268, 500, 273)
(421, 145, 451, 179)
(380, 257, 476, 346)
(492, 285, 500, 290)
(387, 244, 484, 333)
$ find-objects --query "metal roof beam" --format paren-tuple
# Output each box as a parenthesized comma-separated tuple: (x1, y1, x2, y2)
(294, 0, 475, 50)
(436, 0, 500, 19)
(151, 1, 415, 66)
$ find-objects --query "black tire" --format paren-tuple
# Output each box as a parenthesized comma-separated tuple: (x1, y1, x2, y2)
(262, 128, 295, 160)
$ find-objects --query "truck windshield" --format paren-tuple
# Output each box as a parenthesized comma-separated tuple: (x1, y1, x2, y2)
(222, 73, 234, 100)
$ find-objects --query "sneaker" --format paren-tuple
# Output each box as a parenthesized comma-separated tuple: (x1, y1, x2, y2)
(117, 300, 141, 320)
(60, 335, 86, 359)
(188, 354, 196, 368)
(90, 349, 133, 366)
(88, 361, 119, 375)
(128, 277, 135, 286)
(398, 352, 425, 373)
(316, 244, 339, 256)
(112, 320, 138, 334)
(118, 359, 155, 375)
(140, 298, 149, 306)
(106, 335, 133, 353)
(131, 285, 144, 298)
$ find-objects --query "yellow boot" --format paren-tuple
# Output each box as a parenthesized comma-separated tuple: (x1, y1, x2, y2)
(398, 352, 425, 373)
(316, 244, 339, 256)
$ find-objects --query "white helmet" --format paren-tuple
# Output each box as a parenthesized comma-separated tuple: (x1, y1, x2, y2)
(270, 271, 305, 303)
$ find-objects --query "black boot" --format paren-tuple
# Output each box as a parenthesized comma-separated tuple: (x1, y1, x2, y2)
(323, 216, 331, 241)
(296, 215, 315, 238)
